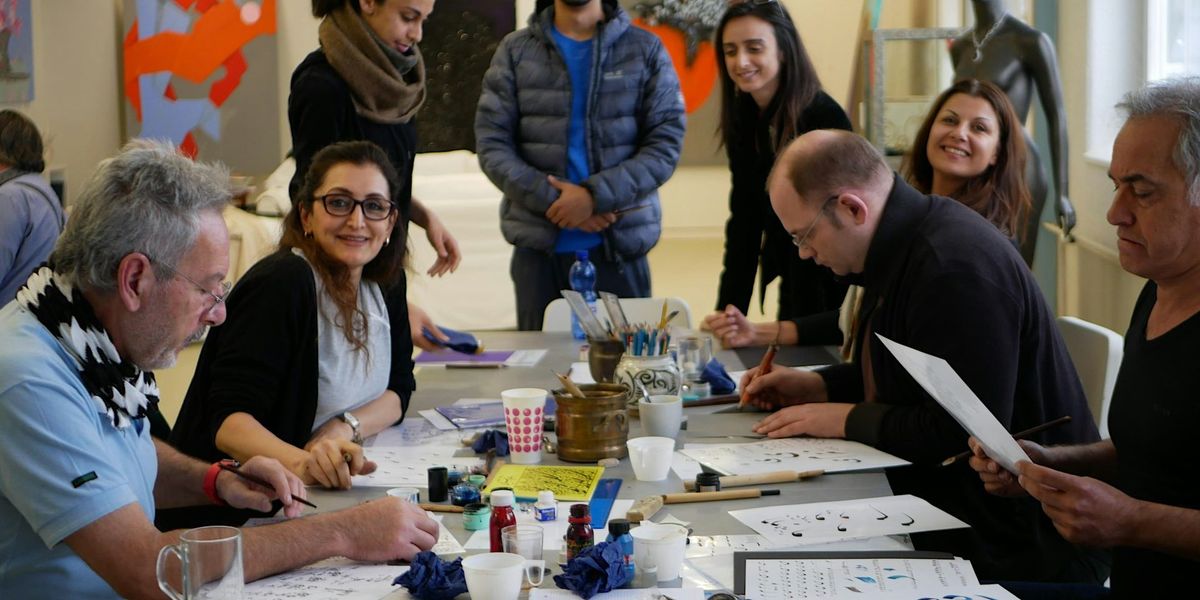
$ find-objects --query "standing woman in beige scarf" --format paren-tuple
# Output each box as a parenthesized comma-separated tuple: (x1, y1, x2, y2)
(289, 0, 459, 351)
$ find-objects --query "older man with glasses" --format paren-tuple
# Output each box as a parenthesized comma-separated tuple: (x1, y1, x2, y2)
(740, 129, 1106, 585)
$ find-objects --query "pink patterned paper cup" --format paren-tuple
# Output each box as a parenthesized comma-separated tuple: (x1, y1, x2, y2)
(500, 388, 547, 464)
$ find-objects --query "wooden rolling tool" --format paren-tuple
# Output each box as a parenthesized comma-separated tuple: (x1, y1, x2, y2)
(682, 469, 824, 492)
(625, 495, 664, 523)
(661, 488, 779, 504)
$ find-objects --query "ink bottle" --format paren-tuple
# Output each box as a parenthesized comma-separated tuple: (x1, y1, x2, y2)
(534, 490, 557, 521)
(463, 502, 490, 531)
(565, 503, 594, 560)
(695, 472, 721, 492)
(605, 518, 635, 583)
(451, 482, 481, 506)
(489, 490, 517, 552)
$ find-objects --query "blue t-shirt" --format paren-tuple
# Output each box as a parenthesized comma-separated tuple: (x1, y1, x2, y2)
(0, 302, 158, 598)
(0, 174, 65, 303)
(550, 25, 602, 254)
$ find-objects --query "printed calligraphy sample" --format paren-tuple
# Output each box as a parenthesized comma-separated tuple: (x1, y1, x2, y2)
(729, 495, 968, 547)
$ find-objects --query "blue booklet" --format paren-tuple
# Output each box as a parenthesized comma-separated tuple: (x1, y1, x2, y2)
(434, 402, 505, 429)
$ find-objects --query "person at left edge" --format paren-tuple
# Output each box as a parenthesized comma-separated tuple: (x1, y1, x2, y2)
(289, 0, 459, 351)
(0, 109, 64, 304)
(475, 0, 686, 330)
(172, 142, 413, 517)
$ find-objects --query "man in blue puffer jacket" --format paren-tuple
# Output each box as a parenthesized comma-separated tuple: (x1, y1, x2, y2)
(476, 0, 685, 330)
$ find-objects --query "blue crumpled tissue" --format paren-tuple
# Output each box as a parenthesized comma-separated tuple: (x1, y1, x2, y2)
(393, 551, 467, 600)
(471, 429, 510, 456)
(701, 358, 737, 395)
(553, 541, 634, 599)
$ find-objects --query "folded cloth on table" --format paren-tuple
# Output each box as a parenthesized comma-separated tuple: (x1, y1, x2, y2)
(471, 429, 509, 456)
(394, 551, 467, 600)
(423, 326, 482, 354)
(553, 541, 633, 599)
(701, 358, 737, 395)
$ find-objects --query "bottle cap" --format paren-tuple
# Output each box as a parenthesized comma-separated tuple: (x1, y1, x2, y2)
(575, 250, 588, 261)
(568, 503, 591, 522)
(537, 490, 556, 504)
(468, 474, 487, 487)
(696, 472, 721, 487)
(607, 518, 630, 536)
(490, 489, 515, 507)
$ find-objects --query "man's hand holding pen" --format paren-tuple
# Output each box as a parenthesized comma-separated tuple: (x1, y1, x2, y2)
(215, 456, 309, 518)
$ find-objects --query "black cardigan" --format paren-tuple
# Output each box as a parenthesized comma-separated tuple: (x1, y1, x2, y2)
(170, 250, 415, 465)
(715, 90, 850, 321)
(821, 176, 1106, 582)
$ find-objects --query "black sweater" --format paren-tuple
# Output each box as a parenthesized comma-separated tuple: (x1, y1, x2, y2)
(823, 176, 1105, 582)
(715, 91, 850, 321)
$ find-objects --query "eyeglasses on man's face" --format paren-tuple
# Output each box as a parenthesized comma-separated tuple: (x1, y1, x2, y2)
(790, 195, 837, 250)
(149, 256, 232, 314)
(316, 193, 397, 221)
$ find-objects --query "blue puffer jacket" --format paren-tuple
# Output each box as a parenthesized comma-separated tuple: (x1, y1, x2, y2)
(475, 4, 685, 259)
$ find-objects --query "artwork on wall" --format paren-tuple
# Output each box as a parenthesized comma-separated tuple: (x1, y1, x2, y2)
(417, 0, 516, 153)
(122, 0, 280, 175)
(0, 0, 33, 103)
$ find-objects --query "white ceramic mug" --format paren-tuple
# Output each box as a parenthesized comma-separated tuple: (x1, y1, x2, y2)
(630, 523, 688, 582)
(156, 525, 244, 599)
(501, 388, 547, 464)
(639, 395, 682, 438)
(626, 436, 675, 481)
(462, 552, 545, 600)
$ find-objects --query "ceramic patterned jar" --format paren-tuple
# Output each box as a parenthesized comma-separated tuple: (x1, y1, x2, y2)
(614, 353, 681, 397)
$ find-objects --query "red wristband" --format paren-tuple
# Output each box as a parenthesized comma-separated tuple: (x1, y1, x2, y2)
(203, 460, 237, 506)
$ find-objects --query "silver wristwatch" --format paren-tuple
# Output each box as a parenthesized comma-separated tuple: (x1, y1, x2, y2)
(340, 411, 363, 444)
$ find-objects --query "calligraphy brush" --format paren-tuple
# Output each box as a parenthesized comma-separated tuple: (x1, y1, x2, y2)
(940, 415, 1073, 467)
(218, 462, 318, 508)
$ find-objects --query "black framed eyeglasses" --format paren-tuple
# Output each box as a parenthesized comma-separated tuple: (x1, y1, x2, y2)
(149, 256, 232, 313)
(316, 193, 397, 221)
(791, 195, 837, 250)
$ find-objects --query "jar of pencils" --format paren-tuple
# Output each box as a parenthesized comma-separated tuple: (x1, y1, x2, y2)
(615, 353, 681, 398)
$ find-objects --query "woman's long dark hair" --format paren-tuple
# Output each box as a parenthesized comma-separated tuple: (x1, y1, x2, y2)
(902, 79, 1032, 239)
(281, 141, 407, 353)
(715, 1, 823, 152)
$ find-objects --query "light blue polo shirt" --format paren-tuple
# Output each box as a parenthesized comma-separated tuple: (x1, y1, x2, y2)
(0, 301, 158, 598)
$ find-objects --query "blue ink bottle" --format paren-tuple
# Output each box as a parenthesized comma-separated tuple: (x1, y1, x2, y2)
(534, 490, 557, 521)
(605, 519, 635, 582)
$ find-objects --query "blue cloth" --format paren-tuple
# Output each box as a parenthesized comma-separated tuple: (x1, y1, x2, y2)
(0, 174, 64, 303)
(550, 25, 601, 254)
(423, 326, 481, 355)
(701, 358, 737, 395)
(0, 302, 158, 598)
(553, 541, 633, 599)
(394, 551, 468, 600)
(471, 429, 510, 456)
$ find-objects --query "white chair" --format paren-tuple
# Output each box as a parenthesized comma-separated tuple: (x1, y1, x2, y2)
(543, 297, 692, 332)
(1056, 316, 1123, 438)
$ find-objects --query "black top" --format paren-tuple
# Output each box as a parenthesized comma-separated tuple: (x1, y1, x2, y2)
(1107, 282, 1200, 594)
(170, 251, 415, 464)
(821, 176, 1104, 582)
(715, 91, 850, 321)
(288, 48, 416, 218)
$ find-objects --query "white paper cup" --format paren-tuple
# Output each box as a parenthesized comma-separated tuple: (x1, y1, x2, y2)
(462, 552, 542, 600)
(626, 436, 675, 481)
(639, 395, 683, 439)
(631, 523, 689, 582)
(501, 388, 547, 465)
(386, 487, 420, 503)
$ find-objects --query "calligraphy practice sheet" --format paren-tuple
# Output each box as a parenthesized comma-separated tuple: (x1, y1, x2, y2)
(821, 584, 1020, 599)
(481, 464, 605, 501)
(351, 446, 482, 488)
(729, 495, 968, 547)
(679, 438, 909, 476)
(531, 588, 706, 600)
(242, 557, 407, 599)
(877, 335, 1030, 472)
(744, 557, 978, 599)
(368, 416, 471, 447)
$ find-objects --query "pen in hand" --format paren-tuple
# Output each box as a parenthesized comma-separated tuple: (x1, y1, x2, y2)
(940, 415, 1073, 467)
(217, 462, 317, 509)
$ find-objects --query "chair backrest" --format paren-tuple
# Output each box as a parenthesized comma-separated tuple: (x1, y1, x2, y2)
(1056, 316, 1123, 438)
(542, 297, 692, 332)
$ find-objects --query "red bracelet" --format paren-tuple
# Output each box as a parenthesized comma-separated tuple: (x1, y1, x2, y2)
(202, 459, 238, 506)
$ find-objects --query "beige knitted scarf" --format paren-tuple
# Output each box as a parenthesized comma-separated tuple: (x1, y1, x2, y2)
(319, 4, 426, 124)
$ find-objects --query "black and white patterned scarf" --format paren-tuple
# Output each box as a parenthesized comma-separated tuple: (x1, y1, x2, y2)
(16, 266, 159, 429)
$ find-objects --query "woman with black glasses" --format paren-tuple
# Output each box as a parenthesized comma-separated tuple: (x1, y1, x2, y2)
(709, 0, 850, 331)
(171, 142, 414, 505)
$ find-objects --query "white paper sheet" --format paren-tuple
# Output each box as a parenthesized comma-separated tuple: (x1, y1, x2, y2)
(569, 361, 596, 384)
(679, 438, 909, 476)
(463, 500, 635, 551)
(351, 446, 483, 488)
(531, 587, 706, 600)
(729, 495, 968, 547)
(876, 335, 1031, 472)
(369, 418, 471, 448)
(822, 583, 1019, 600)
(744, 557, 978, 599)
(505, 349, 548, 366)
(671, 445, 707, 480)
(429, 514, 465, 555)
(242, 557, 408, 600)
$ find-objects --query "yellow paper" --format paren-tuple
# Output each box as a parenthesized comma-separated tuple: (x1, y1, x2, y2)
(483, 465, 605, 501)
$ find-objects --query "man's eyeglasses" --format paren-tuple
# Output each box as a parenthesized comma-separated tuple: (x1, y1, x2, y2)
(316, 193, 397, 221)
(150, 257, 232, 313)
(791, 195, 837, 250)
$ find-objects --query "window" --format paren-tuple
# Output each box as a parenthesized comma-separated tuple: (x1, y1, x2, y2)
(1147, 0, 1200, 82)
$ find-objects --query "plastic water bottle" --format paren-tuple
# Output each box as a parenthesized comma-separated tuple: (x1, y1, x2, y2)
(569, 250, 598, 340)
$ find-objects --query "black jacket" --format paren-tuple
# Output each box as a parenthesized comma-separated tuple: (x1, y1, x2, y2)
(715, 91, 850, 320)
(822, 176, 1106, 582)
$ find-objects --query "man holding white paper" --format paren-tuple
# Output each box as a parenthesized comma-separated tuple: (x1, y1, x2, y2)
(738, 130, 1103, 584)
(971, 77, 1200, 596)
